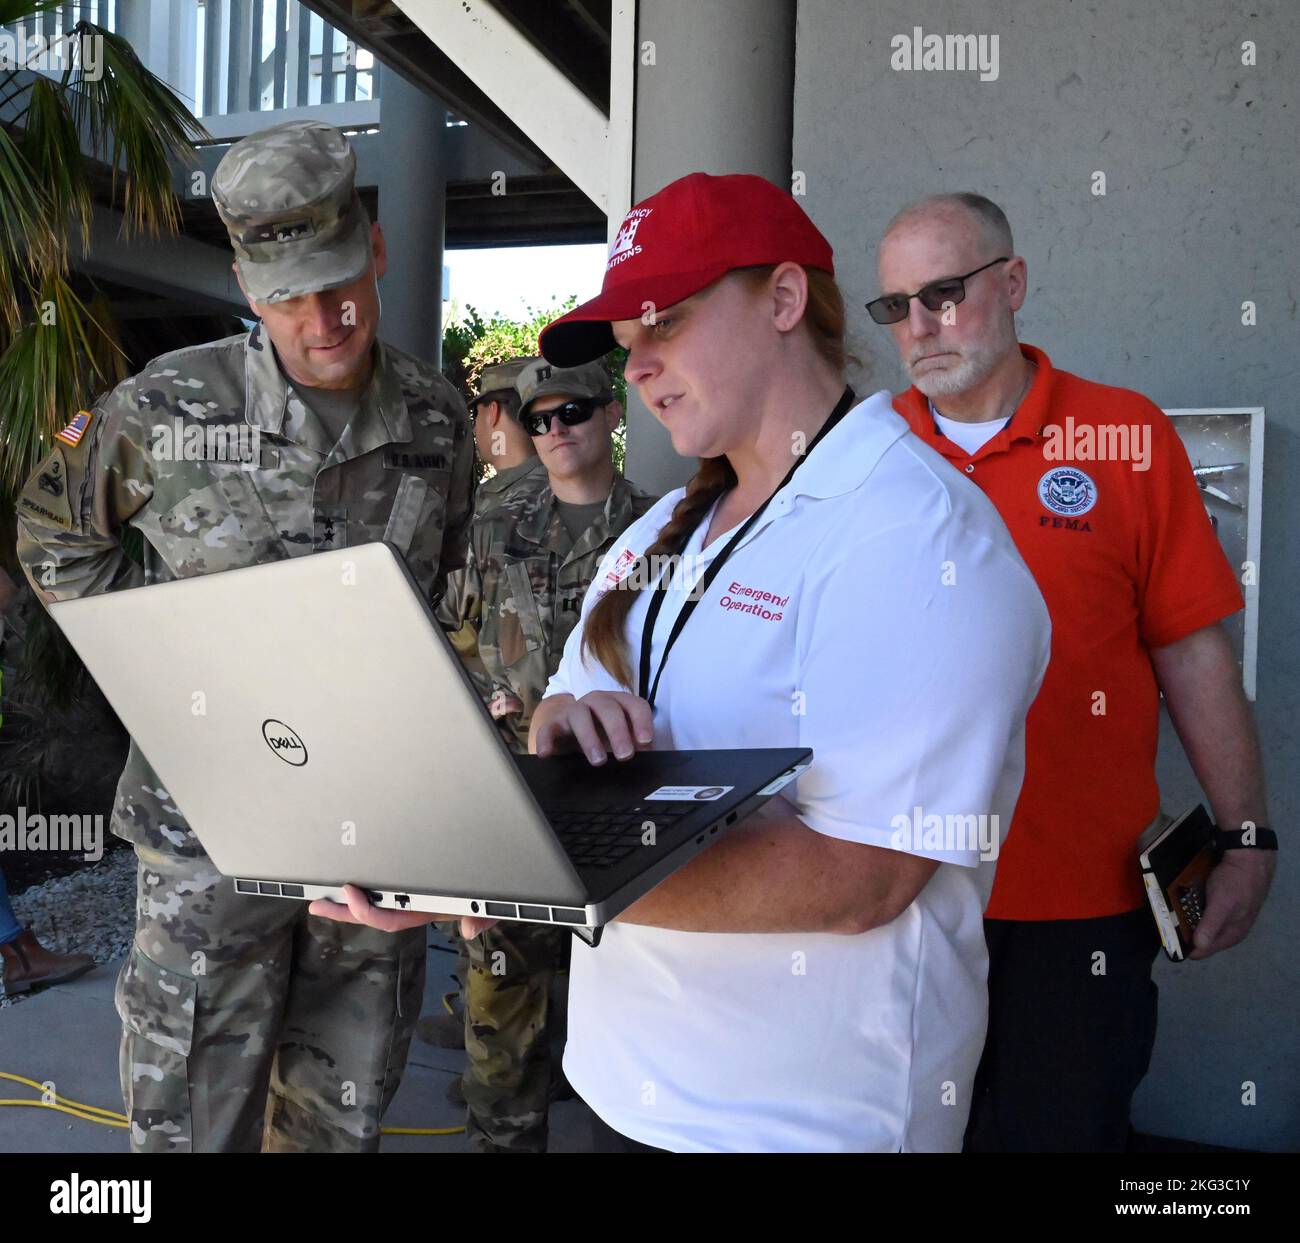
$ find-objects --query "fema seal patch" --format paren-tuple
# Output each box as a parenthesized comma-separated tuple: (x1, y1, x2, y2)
(1038, 467, 1097, 517)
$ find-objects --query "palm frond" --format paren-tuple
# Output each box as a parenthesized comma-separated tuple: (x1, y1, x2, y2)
(82, 287, 129, 390)
(18, 73, 92, 262)
(2, 601, 87, 723)
(0, 0, 67, 26)
(67, 22, 208, 238)
(0, 15, 206, 492)
(0, 123, 49, 330)
(0, 6, 212, 711)
(0, 274, 115, 497)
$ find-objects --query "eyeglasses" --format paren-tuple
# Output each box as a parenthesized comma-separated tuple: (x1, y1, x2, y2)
(865, 257, 1010, 325)
(520, 397, 604, 438)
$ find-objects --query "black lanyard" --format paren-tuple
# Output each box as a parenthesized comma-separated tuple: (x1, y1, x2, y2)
(637, 385, 857, 706)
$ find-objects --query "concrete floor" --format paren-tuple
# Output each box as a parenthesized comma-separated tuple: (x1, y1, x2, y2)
(0, 929, 593, 1154)
(1, 938, 1247, 1155)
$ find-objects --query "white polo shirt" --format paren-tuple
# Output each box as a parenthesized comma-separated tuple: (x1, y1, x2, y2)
(544, 390, 1051, 1152)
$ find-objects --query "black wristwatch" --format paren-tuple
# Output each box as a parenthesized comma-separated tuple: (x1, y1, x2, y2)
(1213, 825, 1278, 856)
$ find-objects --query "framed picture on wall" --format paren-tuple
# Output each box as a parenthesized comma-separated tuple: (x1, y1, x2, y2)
(1164, 408, 1264, 701)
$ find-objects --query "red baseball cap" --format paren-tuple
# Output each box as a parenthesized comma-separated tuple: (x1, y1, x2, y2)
(538, 172, 835, 367)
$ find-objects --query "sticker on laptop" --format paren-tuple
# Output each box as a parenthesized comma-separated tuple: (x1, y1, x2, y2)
(756, 764, 811, 796)
(645, 785, 735, 801)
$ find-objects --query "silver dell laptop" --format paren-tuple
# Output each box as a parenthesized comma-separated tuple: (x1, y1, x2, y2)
(50, 543, 809, 944)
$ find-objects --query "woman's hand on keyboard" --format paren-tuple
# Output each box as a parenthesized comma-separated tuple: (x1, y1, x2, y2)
(530, 691, 655, 764)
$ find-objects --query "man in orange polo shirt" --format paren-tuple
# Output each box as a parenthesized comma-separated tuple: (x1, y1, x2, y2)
(871, 192, 1276, 1152)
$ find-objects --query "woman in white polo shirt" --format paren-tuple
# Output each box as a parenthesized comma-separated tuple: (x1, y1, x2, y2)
(313, 172, 1049, 1153)
(524, 172, 1050, 1153)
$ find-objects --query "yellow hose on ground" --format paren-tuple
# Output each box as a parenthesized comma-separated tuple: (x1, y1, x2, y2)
(0, 1070, 465, 1137)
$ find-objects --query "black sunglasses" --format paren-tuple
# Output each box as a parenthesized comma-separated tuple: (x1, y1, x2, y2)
(866, 257, 1010, 325)
(520, 397, 606, 438)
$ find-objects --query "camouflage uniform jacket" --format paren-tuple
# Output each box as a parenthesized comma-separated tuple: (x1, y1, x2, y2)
(16, 321, 474, 857)
(437, 475, 658, 752)
(471, 455, 546, 518)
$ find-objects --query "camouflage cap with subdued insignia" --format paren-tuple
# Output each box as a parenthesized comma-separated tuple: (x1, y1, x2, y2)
(471, 356, 538, 411)
(516, 359, 613, 416)
(212, 120, 372, 305)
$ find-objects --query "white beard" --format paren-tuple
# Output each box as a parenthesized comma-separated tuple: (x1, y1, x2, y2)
(911, 316, 1018, 399)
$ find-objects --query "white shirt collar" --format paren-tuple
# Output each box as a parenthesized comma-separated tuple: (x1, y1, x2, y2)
(780, 389, 907, 503)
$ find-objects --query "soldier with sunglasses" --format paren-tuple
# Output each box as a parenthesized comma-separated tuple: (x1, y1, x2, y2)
(435, 358, 656, 1151)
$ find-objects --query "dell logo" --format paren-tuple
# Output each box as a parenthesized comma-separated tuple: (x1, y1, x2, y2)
(262, 719, 308, 766)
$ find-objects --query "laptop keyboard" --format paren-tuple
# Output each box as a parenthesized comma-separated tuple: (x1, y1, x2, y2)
(546, 802, 698, 869)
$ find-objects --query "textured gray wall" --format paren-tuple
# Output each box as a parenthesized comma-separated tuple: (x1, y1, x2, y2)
(793, 0, 1298, 1150)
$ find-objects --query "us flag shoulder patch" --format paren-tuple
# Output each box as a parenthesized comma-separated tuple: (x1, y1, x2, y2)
(54, 410, 93, 448)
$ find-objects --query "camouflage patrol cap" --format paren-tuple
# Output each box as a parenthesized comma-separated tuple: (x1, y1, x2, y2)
(516, 359, 613, 416)
(212, 120, 372, 305)
(471, 356, 537, 411)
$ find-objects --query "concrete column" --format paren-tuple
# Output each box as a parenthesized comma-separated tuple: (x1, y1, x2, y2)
(115, 1, 170, 77)
(375, 62, 446, 367)
(622, 0, 796, 494)
(115, 0, 198, 104)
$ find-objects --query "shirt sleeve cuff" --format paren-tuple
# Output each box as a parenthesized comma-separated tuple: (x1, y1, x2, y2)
(1141, 593, 1244, 649)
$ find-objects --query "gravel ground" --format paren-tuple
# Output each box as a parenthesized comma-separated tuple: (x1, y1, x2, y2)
(1, 848, 136, 1008)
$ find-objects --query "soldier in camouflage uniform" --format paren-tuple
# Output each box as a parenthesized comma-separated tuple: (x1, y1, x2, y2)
(469, 357, 546, 518)
(437, 358, 657, 1151)
(420, 357, 549, 1057)
(442, 358, 550, 716)
(15, 120, 474, 1153)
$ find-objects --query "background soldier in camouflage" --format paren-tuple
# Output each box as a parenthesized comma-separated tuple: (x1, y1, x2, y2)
(442, 357, 549, 718)
(15, 120, 474, 1152)
(421, 357, 549, 1056)
(469, 357, 545, 518)
(437, 359, 657, 1151)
